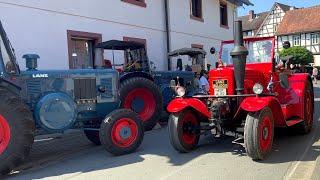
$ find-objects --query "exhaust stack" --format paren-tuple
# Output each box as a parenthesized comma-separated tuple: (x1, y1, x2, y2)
(230, 20, 248, 95)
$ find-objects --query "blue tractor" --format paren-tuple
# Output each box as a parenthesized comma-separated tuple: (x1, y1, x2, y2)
(0, 21, 144, 175)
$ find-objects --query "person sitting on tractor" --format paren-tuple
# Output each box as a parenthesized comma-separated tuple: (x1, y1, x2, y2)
(199, 70, 209, 94)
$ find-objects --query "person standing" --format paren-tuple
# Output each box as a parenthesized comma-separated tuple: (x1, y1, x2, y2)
(312, 66, 318, 84)
(193, 72, 200, 93)
(199, 70, 209, 94)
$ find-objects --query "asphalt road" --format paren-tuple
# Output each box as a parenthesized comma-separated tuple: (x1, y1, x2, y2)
(4, 87, 320, 180)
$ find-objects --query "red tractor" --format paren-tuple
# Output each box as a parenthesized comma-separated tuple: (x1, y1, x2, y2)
(167, 21, 314, 160)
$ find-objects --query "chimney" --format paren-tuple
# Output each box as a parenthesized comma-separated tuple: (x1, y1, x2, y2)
(249, 10, 254, 20)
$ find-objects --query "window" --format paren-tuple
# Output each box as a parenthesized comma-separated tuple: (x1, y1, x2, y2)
(121, 0, 146, 7)
(244, 31, 253, 37)
(311, 33, 319, 45)
(293, 35, 301, 46)
(190, 0, 203, 22)
(123, 37, 146, 49)
(220, 1, 228, 28)
(67, 30, 102, 69)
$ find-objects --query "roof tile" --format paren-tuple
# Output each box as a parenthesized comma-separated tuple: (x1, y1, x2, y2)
(277, 6, 320, 35)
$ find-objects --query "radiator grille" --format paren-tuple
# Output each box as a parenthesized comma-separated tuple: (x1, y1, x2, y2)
(74, 78, 97, 100)
(26, 80, 41, 98)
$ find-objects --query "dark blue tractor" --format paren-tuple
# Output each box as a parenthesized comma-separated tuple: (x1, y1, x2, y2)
(96, 41, 207, 124)
(0, 21, 144, 175)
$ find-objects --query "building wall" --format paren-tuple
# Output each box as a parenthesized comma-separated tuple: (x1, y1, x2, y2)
(278, 32, 320, 66)
(168, 0, 236, 69)
(0, 0, 167, 70)
(0, 0, 236, 71)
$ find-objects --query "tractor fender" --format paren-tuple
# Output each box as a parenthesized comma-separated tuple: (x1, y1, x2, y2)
(289, 73, 313, 101)
(289, 73, 314, 118)
(240, 97, 286, 127)
(120, 72, 154, 83)
(167, 98, 211, 118)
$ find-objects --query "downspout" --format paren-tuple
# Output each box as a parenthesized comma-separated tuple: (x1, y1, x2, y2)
(164, 0, 171, 70)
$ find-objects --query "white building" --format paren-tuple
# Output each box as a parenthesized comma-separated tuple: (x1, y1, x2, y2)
(0, 0, 251, 71)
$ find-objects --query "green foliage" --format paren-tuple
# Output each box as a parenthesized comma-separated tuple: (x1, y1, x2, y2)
(279, 46, 314, 65)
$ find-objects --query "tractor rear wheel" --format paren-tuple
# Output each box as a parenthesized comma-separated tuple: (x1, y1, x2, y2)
(120, 77, 163, 131)
(99, 109, 144, 156)
(168, 109, 200, 153)
(84, 130, 101, 145)
(295, 81, 314, 134)
(0, 88, 35, 175)
(244, 107, 274, 160)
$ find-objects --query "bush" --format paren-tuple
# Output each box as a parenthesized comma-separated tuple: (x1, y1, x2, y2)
(279, 46, 314, 65)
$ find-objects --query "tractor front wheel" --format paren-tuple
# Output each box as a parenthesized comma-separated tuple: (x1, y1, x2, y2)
(0, 88, 35, 175)
(120, 77, 163, 131)
(244, 107, 274, 160)
(168, 109, 200, 153)
(99, 109, 144, 155)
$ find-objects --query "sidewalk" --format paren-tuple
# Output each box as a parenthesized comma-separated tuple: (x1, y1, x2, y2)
(312, 156, 320, 180)
(311, 83, 320, 180)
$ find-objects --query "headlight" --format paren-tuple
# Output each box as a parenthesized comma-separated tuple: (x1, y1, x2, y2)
(253, 83, 264, 95)
(175, 86, 186, 97)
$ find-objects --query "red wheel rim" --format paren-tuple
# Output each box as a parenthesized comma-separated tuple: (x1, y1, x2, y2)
(124, 88, 156, 122)
(259, 116, 272, 152)
(305, 91, 313, 127)
(181, 112, 198, 145)
(0, 114, 10, 155)
(111, 118, 138, 148)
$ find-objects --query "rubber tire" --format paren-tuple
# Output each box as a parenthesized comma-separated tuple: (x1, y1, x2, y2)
(0, 88, 35, 175)
(295, 80, 314, 134)
(84, 130, 101, 145)
(99, 109, 144, 156)
(244, 107, 274, 160)
(120, 77, 163, 131)
(168, 109, 200, 153)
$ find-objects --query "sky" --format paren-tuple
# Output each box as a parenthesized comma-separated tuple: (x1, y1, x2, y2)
(238, 0, 320, 16)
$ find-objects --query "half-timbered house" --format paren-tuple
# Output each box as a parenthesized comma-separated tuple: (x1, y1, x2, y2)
(277, 6, 320, 66)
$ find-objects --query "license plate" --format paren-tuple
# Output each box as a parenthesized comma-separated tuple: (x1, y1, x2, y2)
(213, 80, 228, 89)
(213, 80, 228, 96)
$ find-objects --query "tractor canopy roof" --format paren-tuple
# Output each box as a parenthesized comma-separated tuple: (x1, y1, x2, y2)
(168, 48, 206, 57)
(95, 40, 145, 50)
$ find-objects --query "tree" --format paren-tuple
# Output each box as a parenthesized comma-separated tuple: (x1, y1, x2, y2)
(279, 47, 314, 65)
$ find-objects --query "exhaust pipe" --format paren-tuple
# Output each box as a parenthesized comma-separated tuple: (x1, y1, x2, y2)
(230, 20, 248, 95)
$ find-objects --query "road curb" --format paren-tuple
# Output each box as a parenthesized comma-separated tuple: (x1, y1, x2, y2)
(311, 155, 320, 180)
